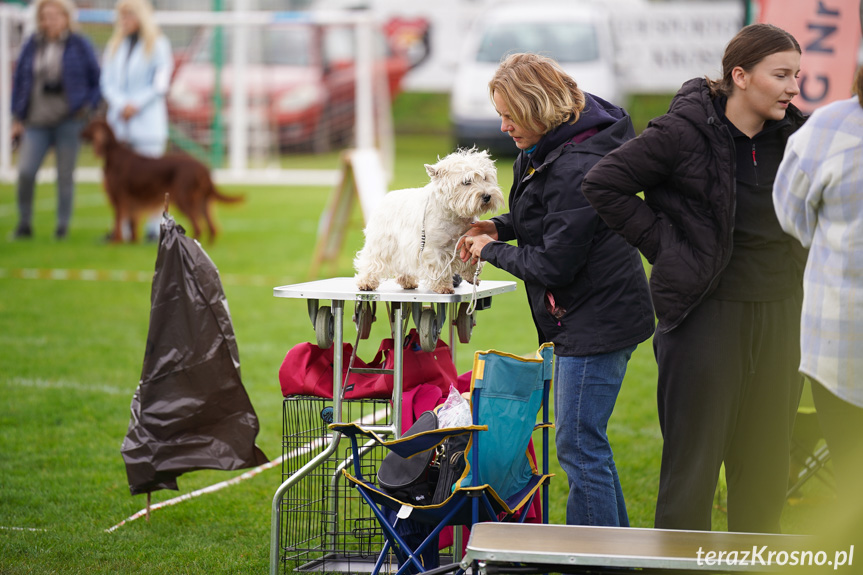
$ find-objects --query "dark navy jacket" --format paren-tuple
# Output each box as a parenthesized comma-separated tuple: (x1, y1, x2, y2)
(12, 33, 101, 121)
(482, 92, 655, 356)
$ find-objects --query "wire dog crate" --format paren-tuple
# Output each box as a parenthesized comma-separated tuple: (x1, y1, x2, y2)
(271, 278, 518, 575)
(279, 396, 392, 574)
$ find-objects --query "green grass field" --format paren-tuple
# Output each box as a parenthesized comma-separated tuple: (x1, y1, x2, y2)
(0, 93, 835, 574)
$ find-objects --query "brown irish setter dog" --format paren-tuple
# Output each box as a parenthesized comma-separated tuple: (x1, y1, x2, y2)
(81, 118, 243, 243)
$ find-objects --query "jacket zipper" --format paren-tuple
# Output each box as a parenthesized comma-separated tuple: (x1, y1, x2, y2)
(752, 142, 759, 186)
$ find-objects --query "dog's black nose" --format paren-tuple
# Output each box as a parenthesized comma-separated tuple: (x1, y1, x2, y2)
(482, 194, 491, 203)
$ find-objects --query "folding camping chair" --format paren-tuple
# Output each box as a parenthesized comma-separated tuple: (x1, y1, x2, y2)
(787, 407, 834, 499)
(785, 379, 834, 500)
(331, 344, 554, 575)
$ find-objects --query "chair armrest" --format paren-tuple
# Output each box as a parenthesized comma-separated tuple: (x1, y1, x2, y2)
(329, 423, 487, 459)
(329, 422, 390, 444)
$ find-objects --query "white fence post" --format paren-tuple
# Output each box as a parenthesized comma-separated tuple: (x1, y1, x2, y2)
(0, 6, 14, 180)
(354, 13, 374, 150)
(229, 0, 249, 174)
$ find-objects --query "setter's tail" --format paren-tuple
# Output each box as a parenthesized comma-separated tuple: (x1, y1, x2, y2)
(210, 184, 245, 204)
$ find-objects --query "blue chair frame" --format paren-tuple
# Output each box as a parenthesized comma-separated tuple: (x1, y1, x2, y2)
(332, 344, 554, 575)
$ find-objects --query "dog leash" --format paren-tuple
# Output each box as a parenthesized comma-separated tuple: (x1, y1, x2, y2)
(420, 199, 485, 316)
(466, 261, 484, 315)
(419, 197, 430, 256)
(445, 234, 484, 316)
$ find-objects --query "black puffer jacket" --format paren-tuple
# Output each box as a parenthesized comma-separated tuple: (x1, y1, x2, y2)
(482, 93, 655, 356)
(582, 78, 806, 334)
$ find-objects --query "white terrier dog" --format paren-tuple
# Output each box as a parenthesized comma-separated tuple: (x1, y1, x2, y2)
(354, 148, 504, 294)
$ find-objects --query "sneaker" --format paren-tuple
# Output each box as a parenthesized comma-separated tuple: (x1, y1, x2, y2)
(55, 225, 68, 240)
(12, 224, 32, 240)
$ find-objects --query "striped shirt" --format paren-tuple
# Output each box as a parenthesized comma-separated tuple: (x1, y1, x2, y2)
(773, 97, 863, 408)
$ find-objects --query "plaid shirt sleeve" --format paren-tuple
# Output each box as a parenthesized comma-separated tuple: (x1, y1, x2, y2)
(773, 98, 863, 407)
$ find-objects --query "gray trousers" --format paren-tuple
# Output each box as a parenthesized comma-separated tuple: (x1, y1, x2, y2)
(16, 117, 84, 230)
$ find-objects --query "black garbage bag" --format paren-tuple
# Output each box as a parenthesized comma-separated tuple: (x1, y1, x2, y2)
(121, 214, 268, 496)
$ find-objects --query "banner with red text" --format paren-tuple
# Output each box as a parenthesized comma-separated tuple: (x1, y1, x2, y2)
(760, 0, 862, 114)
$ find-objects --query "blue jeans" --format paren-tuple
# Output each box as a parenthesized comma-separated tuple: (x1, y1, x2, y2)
(16, 118, 84, 231)
(554, 346, 635, 526)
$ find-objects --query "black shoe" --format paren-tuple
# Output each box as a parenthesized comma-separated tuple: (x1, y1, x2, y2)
(12, 224, 32, 239)
(55, 225, 68, 240)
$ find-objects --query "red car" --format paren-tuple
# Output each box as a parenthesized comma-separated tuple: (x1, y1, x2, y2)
(167, 22, 409, 153)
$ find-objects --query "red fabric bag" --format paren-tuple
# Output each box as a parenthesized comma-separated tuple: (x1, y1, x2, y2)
(279, 329, 458, 399)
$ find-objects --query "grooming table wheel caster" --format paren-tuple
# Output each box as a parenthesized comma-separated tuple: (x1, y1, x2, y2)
(315, 305, 334, 349)
(455, 302, 475, 344)
(418, 308, 440, 352)
(353, 301, 375, 340)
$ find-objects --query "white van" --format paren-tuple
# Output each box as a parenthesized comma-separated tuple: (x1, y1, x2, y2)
(450, 2, 620, 155)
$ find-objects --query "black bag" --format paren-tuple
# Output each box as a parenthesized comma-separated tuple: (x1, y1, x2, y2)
(377, 410, 470, 506)
(432, 432, 468, 504)
(377, 411, 440, 505)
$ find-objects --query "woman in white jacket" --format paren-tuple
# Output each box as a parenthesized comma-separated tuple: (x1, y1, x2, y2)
(101, 0, 172, 156)
(100, 0, 172, 239)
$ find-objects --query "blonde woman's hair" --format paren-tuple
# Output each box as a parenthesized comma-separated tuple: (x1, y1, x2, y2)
(107, 0, 161, 56)
(488, 53, 585, 135)
(35, 0, 78, 33)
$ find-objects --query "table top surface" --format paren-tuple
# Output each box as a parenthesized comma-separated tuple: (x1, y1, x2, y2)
(273, 277, 517, 303)
(464, 523, 812, 571)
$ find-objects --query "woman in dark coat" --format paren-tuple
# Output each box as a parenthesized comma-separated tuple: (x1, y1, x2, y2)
(460, 53, 654, 526)
(582, 23, 807, 533)
(11, 0, 101, 239)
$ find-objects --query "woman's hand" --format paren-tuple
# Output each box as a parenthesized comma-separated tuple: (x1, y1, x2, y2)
(121, 104, 138, 121)
(11, 121, 23, 141)
(459, 234, 494, 264)
(458, 220, 498, 263)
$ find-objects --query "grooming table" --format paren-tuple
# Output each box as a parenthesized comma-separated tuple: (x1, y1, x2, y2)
(461, 523, 814, 574)
(270, 277, 517, 575)
(273, 276, 516, 303)
(272, 277, 516, 437)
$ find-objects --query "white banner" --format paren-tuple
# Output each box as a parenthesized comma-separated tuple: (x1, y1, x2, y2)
(612, 2, 745, 94)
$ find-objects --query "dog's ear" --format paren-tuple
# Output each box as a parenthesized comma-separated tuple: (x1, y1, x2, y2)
(90, 125, 106, 158)
(425, 164, 437, 180)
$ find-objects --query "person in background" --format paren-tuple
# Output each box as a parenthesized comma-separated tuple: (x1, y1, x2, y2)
(773, 66, 863, 517)
(583, 23, 807, 534)
(100, 0, 173, 241)
(10, 0, 101, 240)
(459, 53, 655, 527)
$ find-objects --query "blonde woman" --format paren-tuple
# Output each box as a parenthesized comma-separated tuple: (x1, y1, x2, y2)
(101, 0, 172, 156)
(459, 53, 654, 527)
(10, 0, 101, 240)
(100, 0, 173, 240)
